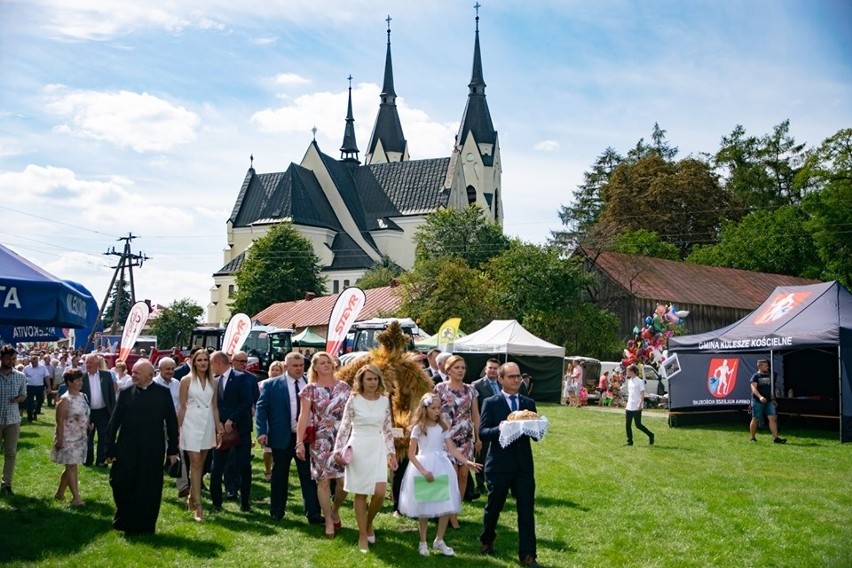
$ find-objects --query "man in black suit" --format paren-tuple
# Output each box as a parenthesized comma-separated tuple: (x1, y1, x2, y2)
(471, 358, 502, 496)
(82, 354, 117, 467)
(209, 350, 254, 512)
(224, 350, 258, 499)
(479, 362, 540, 568)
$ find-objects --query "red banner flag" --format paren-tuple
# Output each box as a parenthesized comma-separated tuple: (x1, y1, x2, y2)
(325, 287, 366, 356)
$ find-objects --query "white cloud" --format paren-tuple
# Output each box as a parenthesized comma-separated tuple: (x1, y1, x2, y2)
(44, 85, 201, 153)
(273, 73, 311, 86)
(533, 140, 560, 152)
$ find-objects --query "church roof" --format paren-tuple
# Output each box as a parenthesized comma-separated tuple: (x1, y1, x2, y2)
(366, 24, 407, 159)
(457, 16, 497, 166)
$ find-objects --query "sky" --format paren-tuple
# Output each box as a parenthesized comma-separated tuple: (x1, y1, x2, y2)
(1, 0, 850, 323)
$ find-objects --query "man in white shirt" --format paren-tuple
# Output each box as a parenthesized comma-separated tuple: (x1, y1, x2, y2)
(82, 354, 117, 466)
(23, 354, 52, 422)
(153, 357, 189, 497)
(624, 364, 654, 446)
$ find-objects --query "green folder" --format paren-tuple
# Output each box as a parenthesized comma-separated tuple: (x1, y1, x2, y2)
(414, 474, 450, 502)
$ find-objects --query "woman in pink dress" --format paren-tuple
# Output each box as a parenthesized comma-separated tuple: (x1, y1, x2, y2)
(433, 354, 480, 529)
(296, 351, 351, 538)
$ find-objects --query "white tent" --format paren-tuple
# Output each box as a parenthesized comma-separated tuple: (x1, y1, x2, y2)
(451, 319, 565, 357)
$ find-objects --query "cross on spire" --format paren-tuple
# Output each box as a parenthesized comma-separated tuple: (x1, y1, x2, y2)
(475, 2, 481, 30)
(311, 125, 317, 140)
(348, 74, 352, 88)
(386, 14, 392, 30)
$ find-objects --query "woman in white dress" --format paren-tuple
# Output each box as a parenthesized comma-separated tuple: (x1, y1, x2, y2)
(177, 349, 221, 521)
(334, 364, 398, 553)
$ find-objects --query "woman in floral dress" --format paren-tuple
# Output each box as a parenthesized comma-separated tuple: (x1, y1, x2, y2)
(51, 369, 90, 506)
(296, 351, 352, 538)
(433, 355, 481, 529)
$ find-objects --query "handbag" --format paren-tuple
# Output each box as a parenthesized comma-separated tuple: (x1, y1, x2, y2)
(164, 456, 182, 479)
(340, 444, 353, 465)
(304, 425, 316, 444)
(216, 429, 241, 451)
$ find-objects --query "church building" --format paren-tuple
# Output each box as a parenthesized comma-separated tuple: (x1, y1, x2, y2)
(208, 11, 503, 324)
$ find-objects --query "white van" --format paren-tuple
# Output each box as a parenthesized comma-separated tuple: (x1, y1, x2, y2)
(602, 361, 668, 397)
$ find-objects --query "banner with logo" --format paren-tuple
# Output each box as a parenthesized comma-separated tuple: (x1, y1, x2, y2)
(222, 313, 252, 356)
(326, 287, 366, 356)
(436, 317, 462, 351)
(668, 352, 782, 410)
(118, 301, 150, 362)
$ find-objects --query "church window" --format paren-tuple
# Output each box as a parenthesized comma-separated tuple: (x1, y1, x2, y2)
(466, 185, 476, 205)
(333, 280, 340, 294)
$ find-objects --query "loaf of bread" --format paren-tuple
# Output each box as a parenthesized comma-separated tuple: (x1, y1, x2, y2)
(508, 409, 539, 421)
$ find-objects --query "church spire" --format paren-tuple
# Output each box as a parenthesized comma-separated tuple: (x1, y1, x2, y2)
(365, 15, 408, 164)
(340, 75, 360, 165)
(457, 3, 496, 152)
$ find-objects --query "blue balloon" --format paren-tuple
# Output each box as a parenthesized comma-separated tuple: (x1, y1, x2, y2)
(644, 316, 653, 326)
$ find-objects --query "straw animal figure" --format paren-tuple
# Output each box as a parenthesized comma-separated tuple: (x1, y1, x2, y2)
(337, 320, 433, 459)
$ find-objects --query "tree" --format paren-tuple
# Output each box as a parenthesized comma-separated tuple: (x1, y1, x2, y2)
(150, 298, 203, 349)
(599, 155, 732, 254)
(608, 229, 681, 261)
(715, 120, 807, 211)
(414, 206, 510, 269)
(484, 241, 622, 358)
(230, 223, 326, 317)
(550, 147, 622, 250)
(103, 278, 132, 332)
(355, 256, 404, 290)
(396, 257, 493, 334)
(687, 205, 820, 278)
(799, 128, 852, 287)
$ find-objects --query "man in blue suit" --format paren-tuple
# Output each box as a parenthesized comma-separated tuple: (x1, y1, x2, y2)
(209, 350, 254, 512)
(256, 352, 321, 523)
(479, 362, 540, 568)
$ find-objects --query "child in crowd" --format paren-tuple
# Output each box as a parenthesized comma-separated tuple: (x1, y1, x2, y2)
(398, 393, 482, 557)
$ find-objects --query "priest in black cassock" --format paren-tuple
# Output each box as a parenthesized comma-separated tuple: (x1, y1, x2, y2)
(106, 359, 179, 535)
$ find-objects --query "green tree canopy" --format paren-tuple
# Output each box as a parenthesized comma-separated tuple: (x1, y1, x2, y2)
(608, 229, 681, 261)
(150, 298, 203, 350)
(799, 128, 852, 287)
(686, 205, 820, 278)
(355, 256, 404, 290)
(396, 257, 493, 334)
(231, 223, 326, 317)
(414, 206, 510, 269)
(599, 155, 732, 255)
(103, 278, 132, 332)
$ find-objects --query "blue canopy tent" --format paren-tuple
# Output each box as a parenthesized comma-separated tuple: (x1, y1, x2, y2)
(669, 281, 852, 442)
(0, 243, 93, 333)
(0, 280, 100, 348)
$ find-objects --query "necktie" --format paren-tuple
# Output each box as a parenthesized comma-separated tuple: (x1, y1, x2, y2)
(293, 378, 301, 418)
(510, 395, 518, 412)
(491, 380, 499, 395)
(216, 375, 224, 400)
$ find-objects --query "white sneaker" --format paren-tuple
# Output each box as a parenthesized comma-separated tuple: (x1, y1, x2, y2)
(433, 540, 455, 556)
(418, 542, 430, 556)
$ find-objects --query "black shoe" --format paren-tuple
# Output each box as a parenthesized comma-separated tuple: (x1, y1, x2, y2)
(480, 542, 494, 555)
(520, 555, 540, 568)
(240, 504, 251, 513)
(649, 434, 655, 446)
(749, 437, 757, 443)
(212, 505, 222, 512)
(0, 485, 12, 496)
(225, 492, 239, 501)
(307, 516, 325, 525)
(270, 512, 284, 521)
(625, 441, 633, 446)
(95, 462, 108, 468)
(773, 437, 787, 444)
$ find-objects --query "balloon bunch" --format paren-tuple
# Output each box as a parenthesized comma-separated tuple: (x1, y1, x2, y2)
(622, 302, 689, 370)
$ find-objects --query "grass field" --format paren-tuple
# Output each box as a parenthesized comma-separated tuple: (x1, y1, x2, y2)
(1, 404, 850, 568)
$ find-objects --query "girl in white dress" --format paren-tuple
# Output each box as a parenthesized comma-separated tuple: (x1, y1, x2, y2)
(334, 364, 398, 553)
(399, 392, 482, 556)
(177, 349, 221, 521)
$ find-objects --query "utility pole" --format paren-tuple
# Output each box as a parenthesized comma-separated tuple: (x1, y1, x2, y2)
(84, 234, 150, 352)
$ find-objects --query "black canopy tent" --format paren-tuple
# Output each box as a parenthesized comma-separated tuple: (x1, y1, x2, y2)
(669, 281, 852, 442)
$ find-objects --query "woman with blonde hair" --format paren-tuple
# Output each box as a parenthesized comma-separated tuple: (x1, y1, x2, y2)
(177, 349, 222, 521)
(433, 354, 480, 529)
(296, 351, 351, 537)
(334, 364, 398, 553)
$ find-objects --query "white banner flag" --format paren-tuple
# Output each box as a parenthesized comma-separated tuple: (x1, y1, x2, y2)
(118, 301, 150, 363)
(325, 287, 366, 356)
(222, 313, 252, 356)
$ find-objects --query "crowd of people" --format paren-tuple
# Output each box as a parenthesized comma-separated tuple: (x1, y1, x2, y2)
(0, 342, 544, 567)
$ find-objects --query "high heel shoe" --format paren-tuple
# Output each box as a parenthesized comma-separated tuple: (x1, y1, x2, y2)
(187, 496, 195, 511)
(194, 506, 204, 522)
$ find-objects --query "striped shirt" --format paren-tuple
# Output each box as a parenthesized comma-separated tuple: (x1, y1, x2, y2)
(0, 368, 26, 425)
